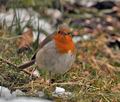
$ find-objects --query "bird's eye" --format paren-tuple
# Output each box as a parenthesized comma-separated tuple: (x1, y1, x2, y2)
(58, 31, 61, 33)
(68, 32, 70, 35)
(68, 32, 72, 35)
(63, 32, 71, 35)
(58, 31, 71, 35)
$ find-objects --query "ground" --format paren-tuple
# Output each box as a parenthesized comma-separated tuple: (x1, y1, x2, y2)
(0, 0, 120, 102)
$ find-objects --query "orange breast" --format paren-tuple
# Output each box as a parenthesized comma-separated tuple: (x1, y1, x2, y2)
(53, 34, 75, 54)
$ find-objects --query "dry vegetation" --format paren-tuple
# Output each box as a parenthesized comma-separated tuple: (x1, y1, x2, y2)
(0, 29, 120, 102)
(0, 0, 120, 102)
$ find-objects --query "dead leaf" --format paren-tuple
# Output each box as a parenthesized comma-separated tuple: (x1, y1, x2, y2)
(0, 30, 6, 36)
(111, 83, 120, 93)
(17, 28, 33, 53)
(90, 56, 116, 74)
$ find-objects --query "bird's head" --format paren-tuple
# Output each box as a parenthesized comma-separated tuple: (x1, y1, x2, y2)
(57, 23, 71, 36)
(53, 24, 75, 54)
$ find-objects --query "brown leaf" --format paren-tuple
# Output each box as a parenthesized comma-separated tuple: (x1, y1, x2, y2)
(111, 83, 120, 93)
(90, 57, 116, 74)
(0, 30, 6, 36)
(17, 28, 33, 52)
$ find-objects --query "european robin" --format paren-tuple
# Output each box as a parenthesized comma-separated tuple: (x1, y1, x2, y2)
(18, 24, 76, 75)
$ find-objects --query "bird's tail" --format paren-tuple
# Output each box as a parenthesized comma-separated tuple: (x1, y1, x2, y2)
(18, 59, 35, 69)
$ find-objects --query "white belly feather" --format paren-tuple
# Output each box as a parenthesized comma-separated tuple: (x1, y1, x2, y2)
(35, 41, 75, 74)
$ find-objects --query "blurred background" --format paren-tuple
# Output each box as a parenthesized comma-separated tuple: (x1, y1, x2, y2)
(0, 0, 120, 102)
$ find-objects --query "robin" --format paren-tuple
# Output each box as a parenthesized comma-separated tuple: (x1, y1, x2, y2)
(18, 24, 76, 75)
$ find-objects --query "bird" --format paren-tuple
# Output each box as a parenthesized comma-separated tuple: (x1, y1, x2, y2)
(18, 24, 76, 75)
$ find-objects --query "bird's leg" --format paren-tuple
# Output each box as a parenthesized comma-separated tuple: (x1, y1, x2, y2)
(44, 71, 54, 84)
(49, 71, 56, 84)
(44, 70, 50, 84)
(44, 70, 47, 82)
(49, 71, 52, 83)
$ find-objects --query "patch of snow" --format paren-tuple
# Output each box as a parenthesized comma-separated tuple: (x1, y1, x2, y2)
(73, 34, 92, 43)
(83, 34, 91, 40)
(36, 91, 45, 97)
(46, 9, 62, 20)
(0, 86, 52, 102)
(12, 89, 25, 98)
(52, 87, 72, 98)
(0, 86, 12, 99)
(0, 8, 55, 42)
(54, 87, 65, 95)
(0, 97, 53, 102)
(33, 69, 40, 77)
(73, 36, 82, 43)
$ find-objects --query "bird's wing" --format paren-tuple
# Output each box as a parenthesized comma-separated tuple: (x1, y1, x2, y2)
(31, 32, 56, 60)
(18, 32, 56, 69)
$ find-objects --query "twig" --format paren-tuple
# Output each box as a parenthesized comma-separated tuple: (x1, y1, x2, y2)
(22, 69, 38, 79)
(0, 57, 38, 79)
(0, 57, 17, 68)
(0, 35, 21, 40)
(52, 81, 83, 86)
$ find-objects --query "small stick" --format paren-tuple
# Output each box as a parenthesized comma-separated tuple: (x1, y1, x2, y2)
(0, 57, 37, 78)
(23, 68, 38, 79)
(52, 81, 83, 86)
(0, 57, 17, 68)
(0, 35, 21, 40)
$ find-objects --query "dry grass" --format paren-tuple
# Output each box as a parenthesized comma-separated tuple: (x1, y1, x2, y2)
(0, 29, 120, 102)
(0, 0, 120, 101)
